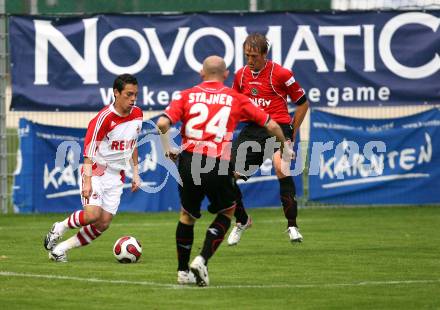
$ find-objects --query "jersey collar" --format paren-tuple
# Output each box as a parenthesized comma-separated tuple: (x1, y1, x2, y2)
(110, 103, 125, 117)
(250, 59, 269, 75)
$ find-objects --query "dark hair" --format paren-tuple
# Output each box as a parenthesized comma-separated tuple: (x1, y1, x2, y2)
(243, 33, 269, 54)
(113, 74, 138, 92)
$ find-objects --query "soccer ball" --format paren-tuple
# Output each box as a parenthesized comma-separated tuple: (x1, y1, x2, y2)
(113, 236, 142, 263)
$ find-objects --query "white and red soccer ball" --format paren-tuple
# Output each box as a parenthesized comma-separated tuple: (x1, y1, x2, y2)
(113, 236, 142, 263)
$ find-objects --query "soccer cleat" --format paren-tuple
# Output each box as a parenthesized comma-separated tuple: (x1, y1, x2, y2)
(286, 226, 303, 243)
(44, 222, 63, 251)
(177, 270, 197, 285)
(48, 249, 68, 263)
(190, 255, 209, 287)
(227, 216, 252, 246)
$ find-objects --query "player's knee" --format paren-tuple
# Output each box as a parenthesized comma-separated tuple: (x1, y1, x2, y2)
(180, 210, 196, 225)
(273, 152, 291, 178)
(93, 220, 111, 232)
(221, 206, 235, 219)
(83, 207, 101, 224)
(99, 222, 111, 232)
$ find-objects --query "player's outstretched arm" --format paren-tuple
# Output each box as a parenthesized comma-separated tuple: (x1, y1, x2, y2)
(265, 119, 295, 160)
(156, 116, 179, 161)
(291, 100, 309, 142)
(265, 119, 286, 143)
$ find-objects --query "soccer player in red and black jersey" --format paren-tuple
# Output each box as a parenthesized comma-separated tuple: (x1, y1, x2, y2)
(227, 33, 309, 246)
(156, 55, 289, 286)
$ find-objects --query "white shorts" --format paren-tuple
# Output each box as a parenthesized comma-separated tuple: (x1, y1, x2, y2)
(81, 170, 124, 215)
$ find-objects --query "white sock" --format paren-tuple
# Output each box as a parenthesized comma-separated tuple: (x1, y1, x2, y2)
(53, 224, 102, 254)
(53, 235, 81, 254)
(55, 221, 68, 235)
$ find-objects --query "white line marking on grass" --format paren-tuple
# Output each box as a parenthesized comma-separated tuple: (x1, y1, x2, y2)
(0, 271, 180, 289)
(1, 271, 439, 290)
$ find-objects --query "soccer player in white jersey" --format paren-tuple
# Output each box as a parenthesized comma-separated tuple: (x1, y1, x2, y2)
(44, 74, 143, 262)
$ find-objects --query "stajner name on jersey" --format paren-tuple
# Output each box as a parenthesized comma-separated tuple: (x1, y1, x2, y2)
(188, 92, 233, 106)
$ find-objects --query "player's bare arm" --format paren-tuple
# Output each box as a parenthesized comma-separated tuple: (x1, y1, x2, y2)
(264, 119, 294, 160)
(131, 146, 141, 192)
(156, 116, 179, 161)
(291, 100, 309, 142)
(81, 156, 93, 199)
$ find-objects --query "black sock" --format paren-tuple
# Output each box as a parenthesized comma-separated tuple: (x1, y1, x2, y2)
(279, 176, 298, 228)
(233, 181, 249, 224)
(200, 214, 231, 263)
(176, 221, 194, 271)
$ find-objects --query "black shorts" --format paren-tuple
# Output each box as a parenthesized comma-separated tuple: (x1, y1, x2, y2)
(178, 151, 236, 219)
(231, 123, 293, 179)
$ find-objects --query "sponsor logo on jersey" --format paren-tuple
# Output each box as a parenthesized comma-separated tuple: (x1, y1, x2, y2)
(250, 97, 271, 107)
(285, 76, 296, 86)
(110, 139, 137, 151)
(251, 88, 258, 96)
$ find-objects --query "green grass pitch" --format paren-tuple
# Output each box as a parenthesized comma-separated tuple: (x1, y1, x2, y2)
(0, 207, 439, 309)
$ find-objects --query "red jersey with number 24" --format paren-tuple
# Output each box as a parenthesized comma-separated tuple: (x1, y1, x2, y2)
(164, 81, 269, 159)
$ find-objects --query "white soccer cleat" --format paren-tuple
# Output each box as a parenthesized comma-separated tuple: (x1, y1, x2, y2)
(48, 248, 68, 263)
(190, 255, 209, 287)
(177, 270, 197, 285)
(44, 222, 63, 251)
(286, 226, 303, 243)
(227, 216, 252, 246)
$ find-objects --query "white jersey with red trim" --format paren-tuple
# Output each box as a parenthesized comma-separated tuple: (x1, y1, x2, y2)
(83, 104, 143, 174)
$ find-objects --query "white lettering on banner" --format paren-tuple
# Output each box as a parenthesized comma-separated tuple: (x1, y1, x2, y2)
(34, 18, 98, 85)
(318, 132, 432, 183)
(284, 25, 328, 72)
(319, 26, 361, 72)
(379, 12, 440, 79)
(184, 27, 234, 72)
(143, 86, 155, 106)
(32, 12, 440, 85)
(45, 149, 82, 190)
(143, 27, 190, 75)
(99, 28, 150, 75)
(44, 165, 60, 189)
(307, 86, 391, 107)
(100, 88, 114, 105)
(233, 27, 247, 70)
(363, 25, 375, 72)
(44, 164, 82, 190)
(99, 87, 182, 106)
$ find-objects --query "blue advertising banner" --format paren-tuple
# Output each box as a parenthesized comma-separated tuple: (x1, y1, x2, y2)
(308, 108, 440, 204)
(9, 11, 440, 111)
(13, 117, 180, 213)
(13, 117, 301, 213)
